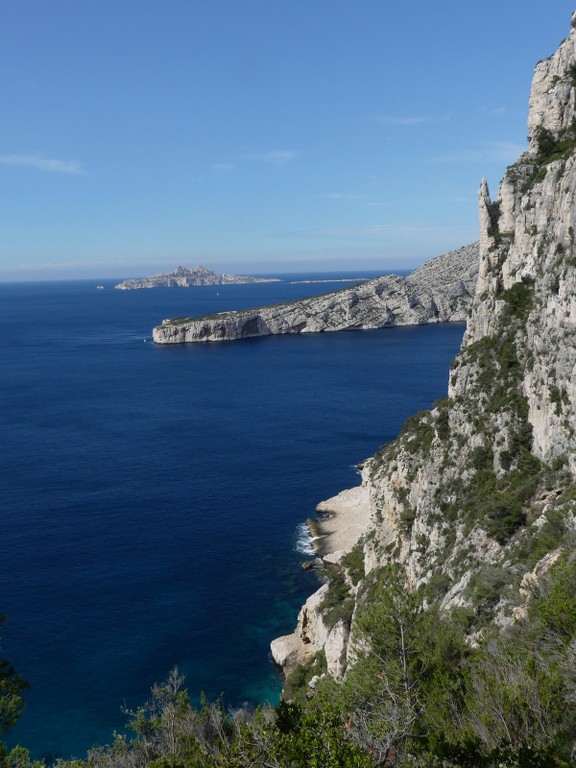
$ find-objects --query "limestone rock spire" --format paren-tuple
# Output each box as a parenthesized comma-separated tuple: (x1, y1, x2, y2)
(478, 177, 494, 264)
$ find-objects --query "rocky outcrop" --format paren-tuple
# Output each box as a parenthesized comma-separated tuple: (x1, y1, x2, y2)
(272, 471, 372, 675)
(313, 486, 371, 557)
(527, 12, 576, 141)
(152, 244, 479, 343)
(272, 15, 576, 688)
(115, 265, 280, 290)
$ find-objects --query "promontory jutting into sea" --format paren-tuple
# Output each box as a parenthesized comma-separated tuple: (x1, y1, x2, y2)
(4, 10, 576, 767)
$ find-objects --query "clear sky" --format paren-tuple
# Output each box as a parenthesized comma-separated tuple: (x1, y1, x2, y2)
(1, 1, 574, 280)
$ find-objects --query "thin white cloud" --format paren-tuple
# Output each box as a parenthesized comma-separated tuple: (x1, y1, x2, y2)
(211, 163, 235, 172)
(373, 115, 447, 126)
(0, 153, 83, 174)
(487, 107, 525, 118)
(431, 141, 526, 164)
(256, 150, 298, 166)
(316, 193, 359, 200)
(290, 223, 472, 241)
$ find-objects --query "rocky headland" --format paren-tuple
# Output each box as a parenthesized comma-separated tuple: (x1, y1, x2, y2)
(152, 243, 479, 343)
(115, 265, 280, 290)
(271, 12, 576, 700)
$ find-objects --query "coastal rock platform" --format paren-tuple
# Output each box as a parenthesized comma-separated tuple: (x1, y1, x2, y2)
(311, 485, 371, 556)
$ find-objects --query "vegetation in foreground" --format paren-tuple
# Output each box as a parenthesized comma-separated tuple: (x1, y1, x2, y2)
(2, 556, 576, 768)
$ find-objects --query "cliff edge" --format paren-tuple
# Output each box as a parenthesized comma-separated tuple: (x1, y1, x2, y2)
(273, 12, 576, 699)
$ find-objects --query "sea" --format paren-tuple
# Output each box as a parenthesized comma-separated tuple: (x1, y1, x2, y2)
(0, 274, 465, 760)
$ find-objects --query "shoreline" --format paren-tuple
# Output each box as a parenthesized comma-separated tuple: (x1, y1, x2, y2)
(270, 481, 371, 673)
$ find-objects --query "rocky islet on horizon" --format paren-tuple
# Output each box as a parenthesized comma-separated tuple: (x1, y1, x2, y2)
(114, 264, 280, 290)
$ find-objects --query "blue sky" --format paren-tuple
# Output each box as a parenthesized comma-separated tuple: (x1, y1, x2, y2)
(1, 1, 574, 280)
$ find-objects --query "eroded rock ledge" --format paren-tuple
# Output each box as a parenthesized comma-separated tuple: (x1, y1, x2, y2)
(152, 243, 479, 344)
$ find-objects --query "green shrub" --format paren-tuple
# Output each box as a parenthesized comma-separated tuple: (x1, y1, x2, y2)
(516, 509, 567, 568)
(470, 445, 493, 471)
(467, 565, 513, 611)
(342, 547, 365, 586)
(499, 279, 534, 321)
(434, 398, 452, 441)
(283, 651, 327, 702)
(529, 558, 576, 641)
(483, 491, 525, 544)
(422, 571, 451, 603)
(319, 568, 354, 629)
(400, 411, 435, 455)
(549, 385, 563, 415)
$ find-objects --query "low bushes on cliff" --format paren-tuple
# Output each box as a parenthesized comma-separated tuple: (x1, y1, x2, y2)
(4, 558, 576, 768)
(305, 562, 576, 767)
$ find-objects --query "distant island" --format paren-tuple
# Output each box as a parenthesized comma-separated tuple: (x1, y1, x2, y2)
(114, 265, 281, 290)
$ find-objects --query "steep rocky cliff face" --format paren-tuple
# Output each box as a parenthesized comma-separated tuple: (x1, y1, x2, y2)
(274, 13, 576, 688)
(152, 243, 478, 343)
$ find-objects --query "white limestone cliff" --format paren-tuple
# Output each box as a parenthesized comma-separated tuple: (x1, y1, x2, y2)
(271, 14, 576, 689)
(152, 244, 479, 344)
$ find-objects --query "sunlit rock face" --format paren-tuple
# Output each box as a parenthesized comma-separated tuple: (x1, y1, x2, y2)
(152, 243, 479, 343)
(272, 15, 576, 686)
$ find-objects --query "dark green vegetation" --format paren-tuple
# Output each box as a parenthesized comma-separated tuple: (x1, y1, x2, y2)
(513, 122, 576, 192)
(372, 271, 543, 549)
(534, 124, 576, 167)
(0, 616, 32, 768)
(311, 562, 576, 767)
(4, 559, 576, 767)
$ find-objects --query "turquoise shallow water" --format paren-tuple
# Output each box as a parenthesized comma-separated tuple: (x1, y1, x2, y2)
(0, 276, 464, 759)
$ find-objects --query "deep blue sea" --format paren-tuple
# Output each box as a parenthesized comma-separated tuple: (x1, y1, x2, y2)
(0, 275, 464, 760)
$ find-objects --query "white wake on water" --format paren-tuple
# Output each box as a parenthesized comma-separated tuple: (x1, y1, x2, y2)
(294, 522, 317, 555)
